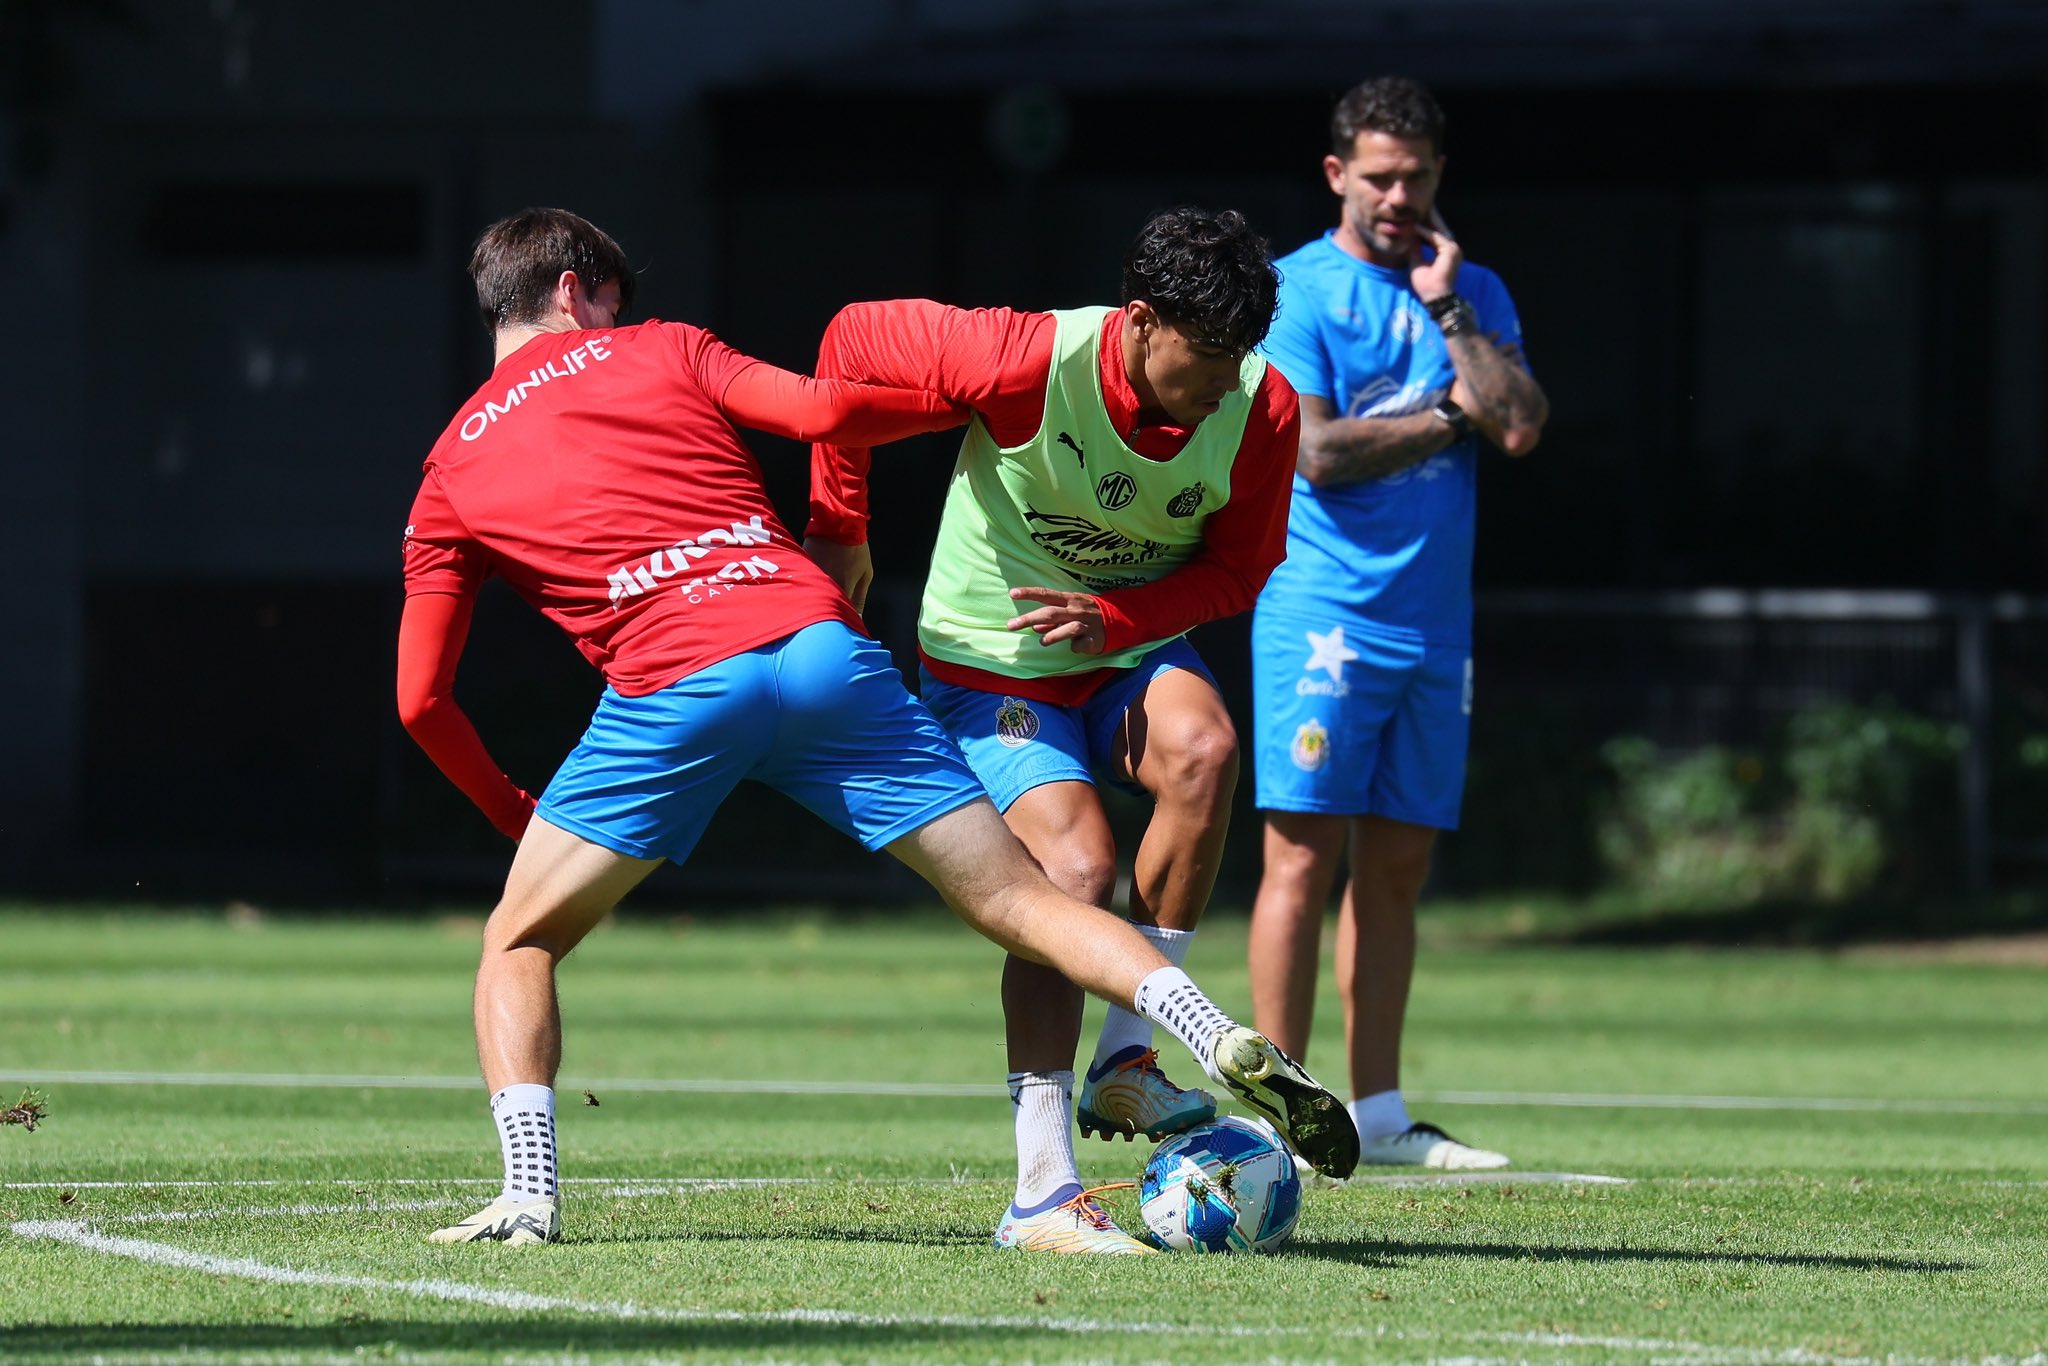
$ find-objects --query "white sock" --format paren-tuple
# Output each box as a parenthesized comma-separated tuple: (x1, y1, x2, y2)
(1131, 966, 1240, 1085)
(1090, 926, 1194, 1068)
(490, 1083, 558, 1201)
(1350, 1089, 1412, 1140)
(1009, 1071, 1082, 1209)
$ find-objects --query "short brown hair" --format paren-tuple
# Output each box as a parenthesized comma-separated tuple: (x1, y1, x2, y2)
(1330, 77, 1445, 159)
(468, 208, 635, 334)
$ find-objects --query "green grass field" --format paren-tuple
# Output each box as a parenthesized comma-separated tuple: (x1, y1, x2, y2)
(2, 903, 2044, 1364)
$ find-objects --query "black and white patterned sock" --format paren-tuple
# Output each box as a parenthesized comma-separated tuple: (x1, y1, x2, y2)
(1132, 966, 1239, 1084)
(490, 1083, 558, 1202)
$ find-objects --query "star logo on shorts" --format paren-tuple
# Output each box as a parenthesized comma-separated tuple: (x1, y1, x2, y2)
(1303, 626, 1360, 682)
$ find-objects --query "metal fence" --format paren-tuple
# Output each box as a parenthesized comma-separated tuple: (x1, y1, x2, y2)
(1475, 588, 2048, 895)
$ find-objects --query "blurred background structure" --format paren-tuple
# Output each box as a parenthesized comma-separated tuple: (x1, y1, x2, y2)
(5, 0, 2048, 917)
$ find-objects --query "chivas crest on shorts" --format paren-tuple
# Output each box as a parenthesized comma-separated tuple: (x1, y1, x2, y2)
(1290, 718, 1330, 771)
(995, 697, 1041, 748)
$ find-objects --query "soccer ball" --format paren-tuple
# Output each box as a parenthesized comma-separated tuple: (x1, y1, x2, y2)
(1138, 1115, 1302, 1253)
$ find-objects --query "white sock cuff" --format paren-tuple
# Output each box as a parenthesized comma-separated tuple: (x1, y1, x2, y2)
(1135, 924, 1194, 965)
(1350, 1089, 1412, 1140)
(1006, 1070, 1074, 1101)
(491, 1083, 555, 1117)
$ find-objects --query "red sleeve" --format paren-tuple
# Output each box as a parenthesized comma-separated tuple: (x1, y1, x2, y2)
(807, 300, 1055, 544)
(716, 359, 966, 446)
(402, 468, 487, 598)
(1093, 368, 1301, 653)
(395, 590, 536, 842)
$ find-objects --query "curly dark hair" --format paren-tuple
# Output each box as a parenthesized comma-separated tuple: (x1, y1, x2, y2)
(468, 207, 636, 334)
(1330, 76, 1445, 158)
(1119, 206, 1279, 356)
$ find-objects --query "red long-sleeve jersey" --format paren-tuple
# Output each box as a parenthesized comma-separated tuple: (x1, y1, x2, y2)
(397, 321, 965, 838)
(808, 301, 1298, 705)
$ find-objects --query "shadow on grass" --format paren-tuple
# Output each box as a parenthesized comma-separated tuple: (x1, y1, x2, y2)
(1290, 1237, 1973, 1274)
(558, 1224, 1972, 1275)
(567, 1227, 988, 1249)
(0, 1320, 1120, 1356)
(1505, 888, 2048, 949)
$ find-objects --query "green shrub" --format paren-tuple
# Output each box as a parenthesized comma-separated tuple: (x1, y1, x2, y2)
(1596, 702, 1961, 910)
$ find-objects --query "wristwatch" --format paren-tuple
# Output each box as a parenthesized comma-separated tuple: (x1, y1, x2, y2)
(1432, 397, 1474, 441)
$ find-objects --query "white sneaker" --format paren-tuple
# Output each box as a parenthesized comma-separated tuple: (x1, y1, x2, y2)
(992, 1184, 1159, 1255)
(1360, 1122, 1510, 1170)
(428, 1193, 562, 1245)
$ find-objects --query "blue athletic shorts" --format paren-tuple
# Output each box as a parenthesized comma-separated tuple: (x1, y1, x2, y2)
(918, 639, 1216, 813)
(1251, 605, 1471, 830)
(536, 620, 986, 862)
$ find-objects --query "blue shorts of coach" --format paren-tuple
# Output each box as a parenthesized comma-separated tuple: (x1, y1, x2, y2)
(536, 620, 986, 863)
(1251, 605, 1471, 831)
(919, 639, 1216, 814)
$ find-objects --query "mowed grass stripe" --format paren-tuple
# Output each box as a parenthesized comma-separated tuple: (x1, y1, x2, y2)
(10, 1068, 2045, 1117)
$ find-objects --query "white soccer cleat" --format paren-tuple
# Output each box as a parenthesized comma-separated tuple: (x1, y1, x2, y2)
(992, 1184, 1160, 1255)
(1360, 1121, 1511, 1170)
(428, 1193, 562, 1245)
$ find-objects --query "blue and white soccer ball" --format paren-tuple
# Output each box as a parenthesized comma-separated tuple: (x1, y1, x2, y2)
(1138, 1115, 1302, 1253)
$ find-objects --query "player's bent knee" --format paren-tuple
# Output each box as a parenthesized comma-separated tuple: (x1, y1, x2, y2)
(1042, 849, 1116, 908)
(1153, 724, 1239, 811)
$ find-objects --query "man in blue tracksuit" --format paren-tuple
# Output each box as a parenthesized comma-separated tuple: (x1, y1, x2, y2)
(1248, 77, 1550, 1170)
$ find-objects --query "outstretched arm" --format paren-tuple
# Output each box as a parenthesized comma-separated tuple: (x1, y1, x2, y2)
(396, 590, 535, 841)
(807, 300, 1053, 548)
(718, 360, 966, 447)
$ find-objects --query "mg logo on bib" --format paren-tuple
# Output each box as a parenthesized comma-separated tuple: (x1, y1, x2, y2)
(1094, 471, 1136, 511)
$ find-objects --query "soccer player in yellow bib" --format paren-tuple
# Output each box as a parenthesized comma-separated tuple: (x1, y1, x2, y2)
(808, 207, 1353, 1252)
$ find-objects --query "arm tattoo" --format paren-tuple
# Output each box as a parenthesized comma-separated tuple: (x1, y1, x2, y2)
(1444, 331, 1549, 436)
(1298, 407, 1453, 488)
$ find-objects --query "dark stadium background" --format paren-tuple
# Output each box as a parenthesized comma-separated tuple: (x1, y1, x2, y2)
(5, 0, 2046, 906)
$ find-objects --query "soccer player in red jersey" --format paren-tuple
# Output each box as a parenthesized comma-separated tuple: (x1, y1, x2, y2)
(808, 208, 1354, 1252)
(396, 208, 1354, 1247)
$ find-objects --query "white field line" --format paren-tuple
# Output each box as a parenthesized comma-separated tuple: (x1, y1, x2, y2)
(65, 1180, 1631, 1230)
(1422, 1089, 2048, 1117)
(9, 1067, 2046, 1116)
(15, 1216, 2046, 1366)
(0, 1173, 1635, 1198)
(0, 1069, 990, 1097)
(10, 1200, 2044, 1366)
(1347, 1170, 1632, 1187)
(2, 1217, 1342, 1337)
(1, 1176, 827, 1191)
